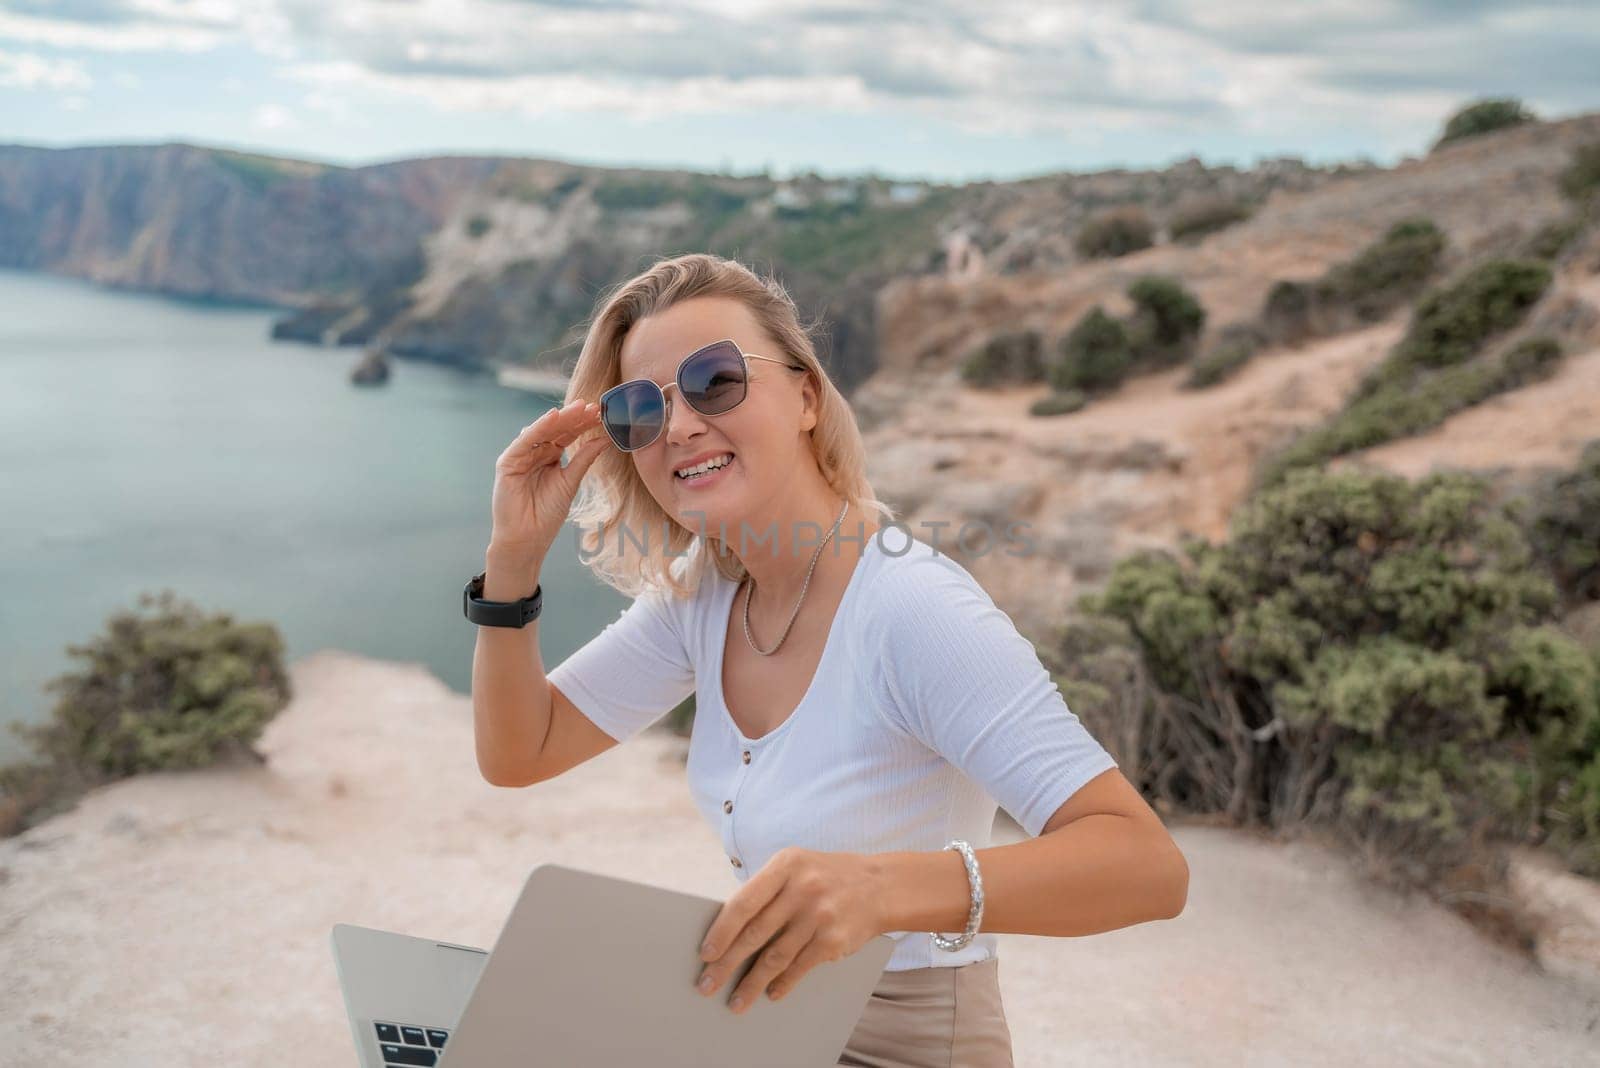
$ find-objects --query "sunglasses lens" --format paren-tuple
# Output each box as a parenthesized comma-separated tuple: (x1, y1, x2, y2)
(681, 341, 747, 416)
(601, 380, 665, 450)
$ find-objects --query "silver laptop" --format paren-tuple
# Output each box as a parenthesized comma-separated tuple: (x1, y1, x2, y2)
(330, 861, 899, 1067)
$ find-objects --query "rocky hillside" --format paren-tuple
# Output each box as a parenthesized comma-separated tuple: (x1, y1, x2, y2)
(854, 112, 1600, 637)
(0, 143, 498, 305)
(0, 141, 1352, 391)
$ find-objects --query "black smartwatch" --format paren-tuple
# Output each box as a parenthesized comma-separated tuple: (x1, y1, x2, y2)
(463, 571, 543, 628)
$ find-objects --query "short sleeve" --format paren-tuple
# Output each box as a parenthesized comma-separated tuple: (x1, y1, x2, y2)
(547, 586, 697, 744)
(869, 552, 1118, 838)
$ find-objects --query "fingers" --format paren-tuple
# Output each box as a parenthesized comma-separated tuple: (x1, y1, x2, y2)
(552, 433, 610, 487)
(516, 399, 599, 452)
(763, 935, 835, 1003)
(698, 858, 789, 966)
(500, 400, 601, 468)
(726, 911, 819, 1013)
(697, 880, 805, 1010)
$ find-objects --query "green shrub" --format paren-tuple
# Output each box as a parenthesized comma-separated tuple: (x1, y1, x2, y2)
(546, 174, 584, 204)
(1488, 625, 1599, 754)
(1185, 322, 1266, 389)
(1277, 641, 1514, 839)
(1168, 195, 1253, 242)
(768, 184, 957, 279)
(1524, 217, 1585, 260)
(1050, 307, 1132, 392)
(1126, 275, 1206, 367)
(1434, 97, 1537, 149)
(465, 214, 492, 238)
(1075, 205, 1155, 259)
(0, 591, 291, 837)
(1259, 219, 1446, 344)
(1040, 615, 1151, 762)
(1559, 142, 1600, 203)
(1260, 334, 1564, 484)
(1262, 279, 1317, 344)
(960, 329, 1046, 387)
(1376, 258, 1551, 382)
(681, 178, 751, 218)
(1548, 751, 1600, 876)
(1489, 625, 1600, 874)
(1074, 465, 1600, 881)
(591, 178, 678, 210)
(1318, 218, 1447, 322)
(1498, 335, 1564, 387)
(1525, 439, 1600, 604)
(1029, 389, 1089, 417)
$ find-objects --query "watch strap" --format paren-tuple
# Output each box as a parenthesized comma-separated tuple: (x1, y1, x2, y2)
(464, 571, 543, 628)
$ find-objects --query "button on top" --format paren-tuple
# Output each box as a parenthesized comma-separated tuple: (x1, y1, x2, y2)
(723, 800, 733, 814)
(741, 749, 751, 764)
(730, 856, 743, 868)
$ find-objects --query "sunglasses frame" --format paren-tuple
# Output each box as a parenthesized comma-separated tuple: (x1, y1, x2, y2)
(598, 338, 805, 452)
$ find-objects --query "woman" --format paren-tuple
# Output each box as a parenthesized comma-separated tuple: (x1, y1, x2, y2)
(468, 252, 1189, 1067)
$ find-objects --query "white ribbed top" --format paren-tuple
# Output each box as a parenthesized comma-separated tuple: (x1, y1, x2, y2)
(547, 523, 1118, 971)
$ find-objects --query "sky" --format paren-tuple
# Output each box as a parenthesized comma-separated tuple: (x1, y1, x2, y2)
(2, 1, 1599, 183)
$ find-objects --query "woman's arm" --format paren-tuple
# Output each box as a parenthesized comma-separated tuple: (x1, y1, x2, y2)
(693, 769, 1187, 1014)
(471, 544, 556, 786)
(863, 547, 1190, 936)
(866, 766, 1190, 938)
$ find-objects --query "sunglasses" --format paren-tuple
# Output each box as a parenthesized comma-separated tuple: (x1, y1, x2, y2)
(598, 338, 806, 452)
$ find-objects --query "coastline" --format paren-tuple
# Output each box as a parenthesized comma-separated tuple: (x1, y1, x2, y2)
(494, 362, 572, 397)
(1, 649, 1596, 1065)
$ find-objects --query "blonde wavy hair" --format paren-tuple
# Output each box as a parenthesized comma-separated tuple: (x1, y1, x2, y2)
(560, 252, 897, 600)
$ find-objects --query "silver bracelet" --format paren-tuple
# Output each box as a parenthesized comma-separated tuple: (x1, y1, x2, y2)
(931, 839, 985, 952)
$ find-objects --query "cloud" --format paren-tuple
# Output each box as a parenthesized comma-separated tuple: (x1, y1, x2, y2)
(0, 0, 287, 54)
(0, 47, 92, 89)
(1125, 0, 1600, 105)
(0, 11, 225, 52)
(252, 101, 296, 129)
(263, 0, 1248, 137)
(285, 61, 876, 121)
(0, 0, 1245, 133)
(300, 89, 351, 120)
(1, 0, 1595, 145)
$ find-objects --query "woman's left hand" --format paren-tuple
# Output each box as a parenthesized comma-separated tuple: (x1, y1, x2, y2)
(695, 846, 885, 1014)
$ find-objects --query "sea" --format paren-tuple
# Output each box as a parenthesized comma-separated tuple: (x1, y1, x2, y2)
(0, 267, 628, 766)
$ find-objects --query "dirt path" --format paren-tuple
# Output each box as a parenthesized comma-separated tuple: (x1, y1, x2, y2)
(2, 650, 1596, 1065)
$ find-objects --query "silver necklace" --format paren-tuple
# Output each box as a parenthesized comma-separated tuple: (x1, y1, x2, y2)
(741, 498, 850, 656)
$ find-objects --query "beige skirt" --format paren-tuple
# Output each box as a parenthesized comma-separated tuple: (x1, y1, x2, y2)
(836, 956, 1015, 1067)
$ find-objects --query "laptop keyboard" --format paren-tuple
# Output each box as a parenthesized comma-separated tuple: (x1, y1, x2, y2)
(373, 1020, 451, 1066)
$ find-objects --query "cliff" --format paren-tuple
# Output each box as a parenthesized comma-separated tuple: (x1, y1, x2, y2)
(0, 143, 497, 306)
(0, 141, 1354, 391)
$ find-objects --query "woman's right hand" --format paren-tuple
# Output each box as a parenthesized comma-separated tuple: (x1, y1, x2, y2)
(489, 398, 610, 564)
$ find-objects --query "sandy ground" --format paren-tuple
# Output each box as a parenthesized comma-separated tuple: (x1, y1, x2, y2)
(3, 649, 1598, 1067)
